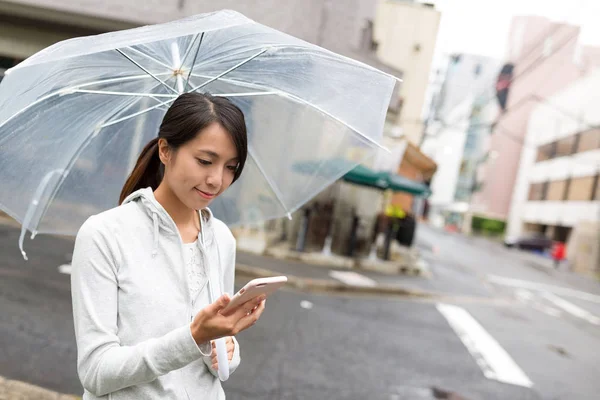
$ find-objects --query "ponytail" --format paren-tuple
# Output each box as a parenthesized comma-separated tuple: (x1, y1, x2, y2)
(119, 137, 162, 204)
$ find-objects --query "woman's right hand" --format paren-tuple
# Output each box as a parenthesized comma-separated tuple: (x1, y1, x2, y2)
(191, 294, 266, 345)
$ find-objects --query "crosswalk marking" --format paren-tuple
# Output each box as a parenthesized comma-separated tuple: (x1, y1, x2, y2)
(541, 292, 600, 326)
(514, 289, 562, 317)
(437, 303, 533, 388)
(58, 264, 72, 275)
(488, 275, 600, 304)
(328, 271, 377, 287)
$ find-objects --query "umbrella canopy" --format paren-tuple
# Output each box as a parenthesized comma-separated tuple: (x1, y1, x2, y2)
(0, 10, 399, 257)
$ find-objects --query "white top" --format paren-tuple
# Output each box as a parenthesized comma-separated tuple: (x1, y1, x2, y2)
(71, 187, 240, 400)
(183, 240, 207, 299)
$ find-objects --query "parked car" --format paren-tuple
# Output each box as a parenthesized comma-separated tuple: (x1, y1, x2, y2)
(504, 233, 554, 252)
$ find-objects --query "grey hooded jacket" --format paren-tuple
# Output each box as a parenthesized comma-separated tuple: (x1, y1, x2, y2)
(71, 187, 240, 399)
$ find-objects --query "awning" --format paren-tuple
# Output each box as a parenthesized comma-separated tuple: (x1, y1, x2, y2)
(293, 159, 431, 197)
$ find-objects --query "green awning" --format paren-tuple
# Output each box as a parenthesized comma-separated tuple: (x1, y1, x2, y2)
(343, 166, 431, 197)
(384, 172, 431, 197)
(342, 165, 389, 190)
(293, 159, 431, 197)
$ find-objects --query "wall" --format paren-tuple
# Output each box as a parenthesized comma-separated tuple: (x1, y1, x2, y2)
(373, 0, 440, 145)
(471, 16, 586, 220)
(507, 68, 600, 240)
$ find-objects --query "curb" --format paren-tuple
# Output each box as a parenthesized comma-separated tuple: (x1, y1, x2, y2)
(0, 376, 80, 400)
(0, 216, 433, 299)
(235, 263, 436, 298)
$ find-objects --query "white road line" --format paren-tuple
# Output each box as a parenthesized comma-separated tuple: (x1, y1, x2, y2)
(488, 275, 600, 304)
(515, 289, 535, 303)
(328, 271, 377, 287)
(541, 292, 600, 325)
(531, 303, 562, 318)
(515, 289, 562, 317)
(58, 264, 72, 275)
(437, 303, 533, 388)
(300, 300, 314, 310)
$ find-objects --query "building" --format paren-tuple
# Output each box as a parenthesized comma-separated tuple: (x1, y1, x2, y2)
(471, 16, 600, 224)
(373, 0, 440, 146)
(507, 69, 600, 274)
(420, 53, 501, 228)
(0, 0, 386, 77)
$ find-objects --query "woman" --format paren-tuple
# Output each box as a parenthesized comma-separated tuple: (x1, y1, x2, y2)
(71, 92, 266, 399)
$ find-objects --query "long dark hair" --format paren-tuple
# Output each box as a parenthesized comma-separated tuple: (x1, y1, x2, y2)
(119, 92, 247, 204)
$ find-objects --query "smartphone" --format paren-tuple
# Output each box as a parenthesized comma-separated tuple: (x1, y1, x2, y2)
(221, 276, 287, 315)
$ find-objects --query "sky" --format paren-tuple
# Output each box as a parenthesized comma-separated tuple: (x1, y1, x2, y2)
(415, 0, 600, 120)
(422, 0, 600, 65)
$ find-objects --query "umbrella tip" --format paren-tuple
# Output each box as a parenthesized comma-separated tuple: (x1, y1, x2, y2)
(286, 213, 292, 221)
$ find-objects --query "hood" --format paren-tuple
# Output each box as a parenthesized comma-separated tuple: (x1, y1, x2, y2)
(122, 187, 216, 256)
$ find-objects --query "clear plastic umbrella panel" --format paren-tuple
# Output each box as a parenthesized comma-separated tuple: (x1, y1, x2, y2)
(0, 10, 398, 259)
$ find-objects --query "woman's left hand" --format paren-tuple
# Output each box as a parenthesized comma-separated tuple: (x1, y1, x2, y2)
(211, 336, 235, 371)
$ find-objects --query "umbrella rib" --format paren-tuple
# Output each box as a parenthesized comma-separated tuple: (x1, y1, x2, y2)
(98, 49, 268, 129)
(187, 48, 269, 93)
(99, 98, 174, 128)
(30, 90, 161, 236)
(97, 91, 277, 128)
(100, 81, 166, 126)
(115, 48, 180, 95)
(66, 73, 172, 91)
(73, 89, 177, 99)
(247, 146, 292, 220)
(185, 32, 205, 90)
(0, 74, 171, 145)
(211, 91, 279, 97)
(180, 33, 201, 67)
(188, 73, 389, 153)
(123, 46, 173, 70)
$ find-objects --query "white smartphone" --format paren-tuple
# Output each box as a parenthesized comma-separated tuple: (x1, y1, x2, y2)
(221, 276, 287, 315)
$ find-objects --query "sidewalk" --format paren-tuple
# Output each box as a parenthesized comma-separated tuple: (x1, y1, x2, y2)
(235, 251, 492, 299)
(0, 376, 79, 400)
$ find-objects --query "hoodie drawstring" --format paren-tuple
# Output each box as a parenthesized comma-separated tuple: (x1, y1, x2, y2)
(152, 212, 159, 257)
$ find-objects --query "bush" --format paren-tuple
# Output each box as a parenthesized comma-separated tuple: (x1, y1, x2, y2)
(472, 215, 506, 236)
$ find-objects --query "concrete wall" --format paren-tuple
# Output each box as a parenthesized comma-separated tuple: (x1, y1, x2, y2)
(373, 0, 440, 145)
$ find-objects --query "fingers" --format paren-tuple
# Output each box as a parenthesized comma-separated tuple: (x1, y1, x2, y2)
(230, 296, 265, 320)
(210, 338, 234, 369)
(227, 337, 235, 361)
(205, 294, 231, 316)
(234, 299, 266, 333)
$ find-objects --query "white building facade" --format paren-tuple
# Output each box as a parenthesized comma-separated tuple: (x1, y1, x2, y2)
(507, 69, 600, 273)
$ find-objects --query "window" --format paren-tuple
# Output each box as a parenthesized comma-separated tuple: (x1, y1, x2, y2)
(555, 136, 576, 157)
(577, 129, 600, 153)
(528, 182, 545, 201)
(547, 180, 567, 201)
(592, 174, 599, 201)
(536, 142, 556, 162)
(566, 176, 595, 201)
(564, 178, 571, 201)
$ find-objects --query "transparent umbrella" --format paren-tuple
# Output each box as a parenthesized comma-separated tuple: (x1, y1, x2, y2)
(0, 10, 398, 258)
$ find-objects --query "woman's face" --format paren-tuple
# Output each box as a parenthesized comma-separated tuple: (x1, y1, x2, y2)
(159, 122, 239, 210)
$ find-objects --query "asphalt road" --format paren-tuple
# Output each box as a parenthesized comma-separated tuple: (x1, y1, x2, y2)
(1, 222, 599, 399)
